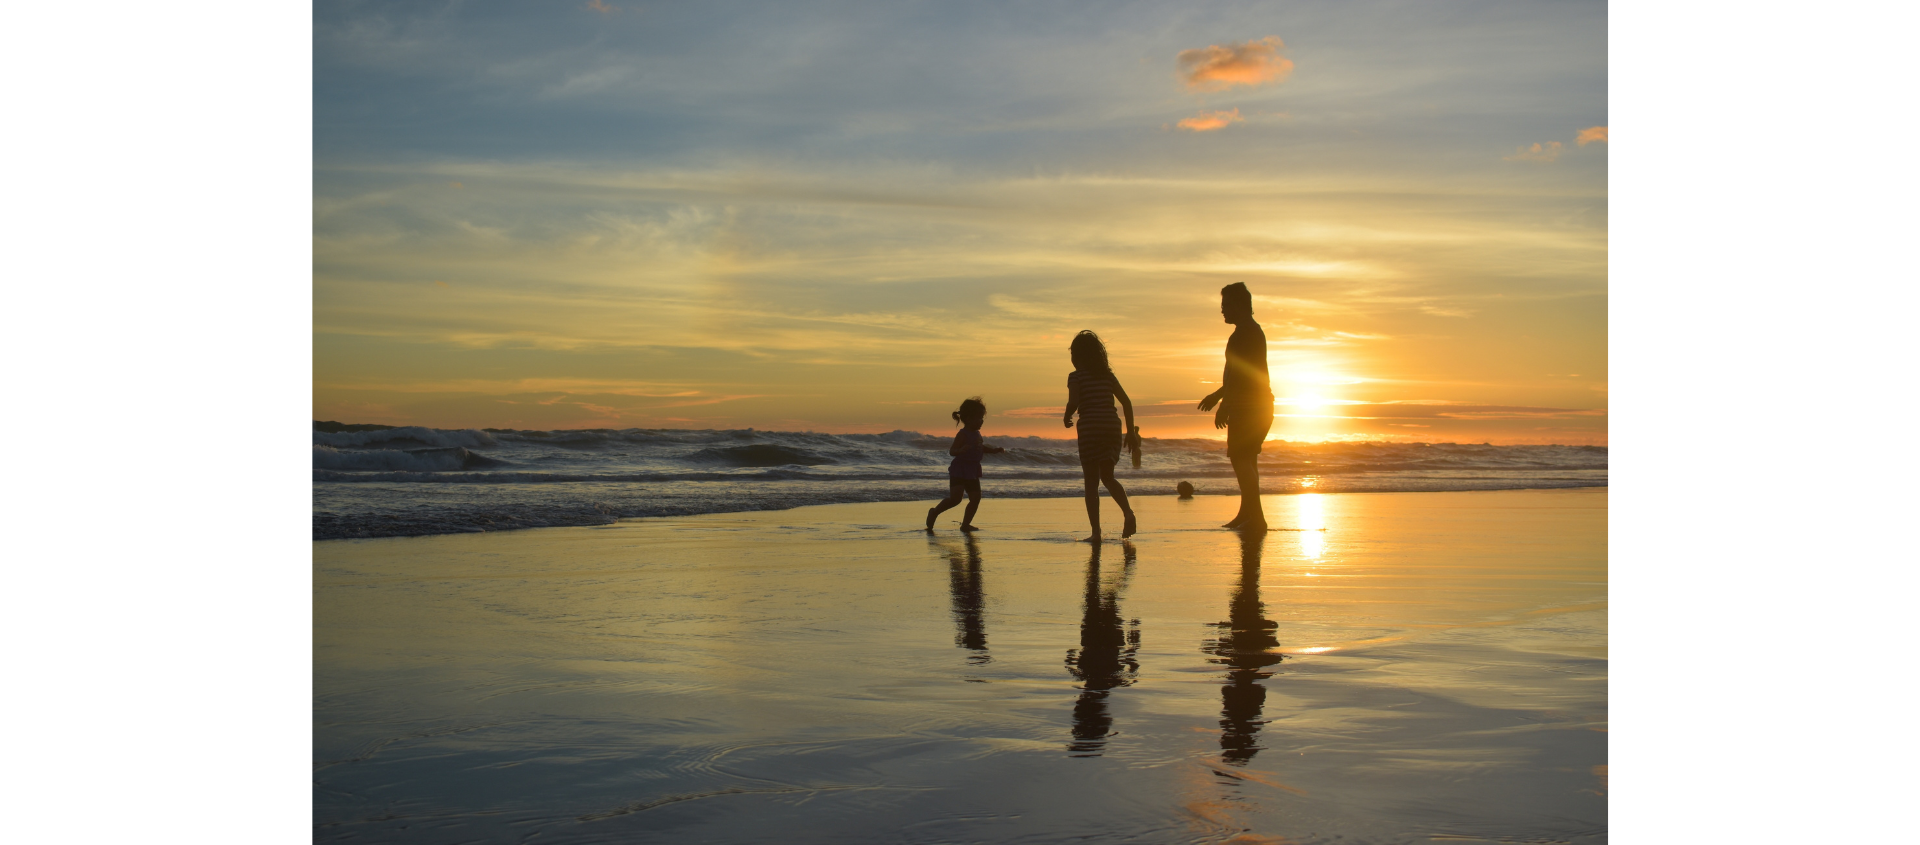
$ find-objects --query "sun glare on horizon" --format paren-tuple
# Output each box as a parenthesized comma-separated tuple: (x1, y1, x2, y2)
(312, 2, 1605, 446)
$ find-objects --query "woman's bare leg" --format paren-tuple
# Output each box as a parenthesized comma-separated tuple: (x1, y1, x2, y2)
(1230, 453, 1265, 531)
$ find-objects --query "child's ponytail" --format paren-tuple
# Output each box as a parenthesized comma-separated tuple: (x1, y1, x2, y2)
(952, 396, 987, 426)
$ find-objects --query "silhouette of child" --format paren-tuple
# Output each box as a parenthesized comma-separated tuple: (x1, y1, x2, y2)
(1064, 331, 1138, 541)
(926, 397, 1005, 532)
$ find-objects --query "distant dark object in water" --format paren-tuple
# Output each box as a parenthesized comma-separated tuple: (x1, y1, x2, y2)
(1176, 481, 1195, 499)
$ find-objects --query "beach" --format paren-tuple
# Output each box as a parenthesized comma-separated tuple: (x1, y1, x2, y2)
(315, 488, 1606, 843)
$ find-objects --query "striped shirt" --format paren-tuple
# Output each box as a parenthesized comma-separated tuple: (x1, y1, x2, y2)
(1068, 370, 1121, 424)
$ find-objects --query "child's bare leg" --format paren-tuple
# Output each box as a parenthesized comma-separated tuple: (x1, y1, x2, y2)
(927, 480, 965, 530)
(960, 480, 984, 529)
(1080, 464, 1102, 541)
(1101, 466, 1136, 537)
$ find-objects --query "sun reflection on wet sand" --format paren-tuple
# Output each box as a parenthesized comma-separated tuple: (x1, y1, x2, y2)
(1297, 493, 1327, 561)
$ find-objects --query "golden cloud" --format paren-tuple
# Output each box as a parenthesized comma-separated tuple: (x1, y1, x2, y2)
(1504, 141, 1564, 163)
(586, 0, 616, 13)
(1177, 108, 1245, 132)
(1577, 126, 1608, 146)
(1177, 36, 1293, 91)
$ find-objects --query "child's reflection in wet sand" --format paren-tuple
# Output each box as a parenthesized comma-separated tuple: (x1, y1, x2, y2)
(1065, 541, 1141, 757)
(1205, 530, 1284, 765)
(944, 534, 989, 664)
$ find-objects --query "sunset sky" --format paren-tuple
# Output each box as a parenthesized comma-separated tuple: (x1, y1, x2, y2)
(314, 0, 1606, 444)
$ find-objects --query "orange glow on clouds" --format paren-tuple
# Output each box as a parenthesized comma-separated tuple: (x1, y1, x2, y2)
(1177, 109, 1244, 132)
(1505, 141, 1564, 162)
(1177, 37, 1294, 91)
(1577, 125, 1608, 146)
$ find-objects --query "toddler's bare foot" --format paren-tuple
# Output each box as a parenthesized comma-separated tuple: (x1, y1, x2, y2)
(1238, 517, 1268, 533)
(1079, 534, 1103, 543)
(960, 523, 981, 532)
(1121, 511, 1137, 538)
(925, 508, 938, 531)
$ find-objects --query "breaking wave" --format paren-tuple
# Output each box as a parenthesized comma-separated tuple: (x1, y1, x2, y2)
(313, 445, 507, 472)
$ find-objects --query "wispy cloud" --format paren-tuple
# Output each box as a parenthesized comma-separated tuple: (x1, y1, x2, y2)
(1508, 126, 1603, 162)
(1177, 109, 1244, 132)
(1176, 36, 1293, 91)
(585, 0, 616, 14)
(1504, 141, 1564, 163)
(1358, 402, 1605, 420)
(1001, 406, 1064, 418)
(317, 376, 714, 399)
(314, 158, 1605, 437)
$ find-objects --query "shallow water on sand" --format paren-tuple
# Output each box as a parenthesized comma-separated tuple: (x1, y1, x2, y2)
(315, 489, 1606, 844)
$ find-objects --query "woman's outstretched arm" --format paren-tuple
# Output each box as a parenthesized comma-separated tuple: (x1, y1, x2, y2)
(1201, 350, 1233, 428)
(1198, 359, 1229, 411)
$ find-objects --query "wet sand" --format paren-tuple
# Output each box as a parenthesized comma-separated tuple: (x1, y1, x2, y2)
(315, 488, 1606, 844)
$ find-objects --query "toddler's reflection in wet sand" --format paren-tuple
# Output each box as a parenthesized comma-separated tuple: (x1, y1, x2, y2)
(943, 534, 989, 664)
(1205, 530, 1284, 765)
(1065, 541, 1141, 757)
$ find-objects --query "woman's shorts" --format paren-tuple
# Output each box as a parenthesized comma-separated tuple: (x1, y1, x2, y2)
(1226, 408, 1273, 458)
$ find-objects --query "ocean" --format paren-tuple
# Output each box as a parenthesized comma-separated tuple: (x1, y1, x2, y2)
(312, 422, 1607, 540)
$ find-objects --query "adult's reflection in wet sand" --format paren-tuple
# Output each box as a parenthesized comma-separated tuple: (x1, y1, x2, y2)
(1204, 530, 1283, 765)
(944, 534, 989, 664)
(1065, 541, 1141, 756)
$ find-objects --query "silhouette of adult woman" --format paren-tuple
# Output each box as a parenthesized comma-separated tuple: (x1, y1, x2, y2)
(1197, 283, 1274, 531)
(1064, 541, 1140, 756)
